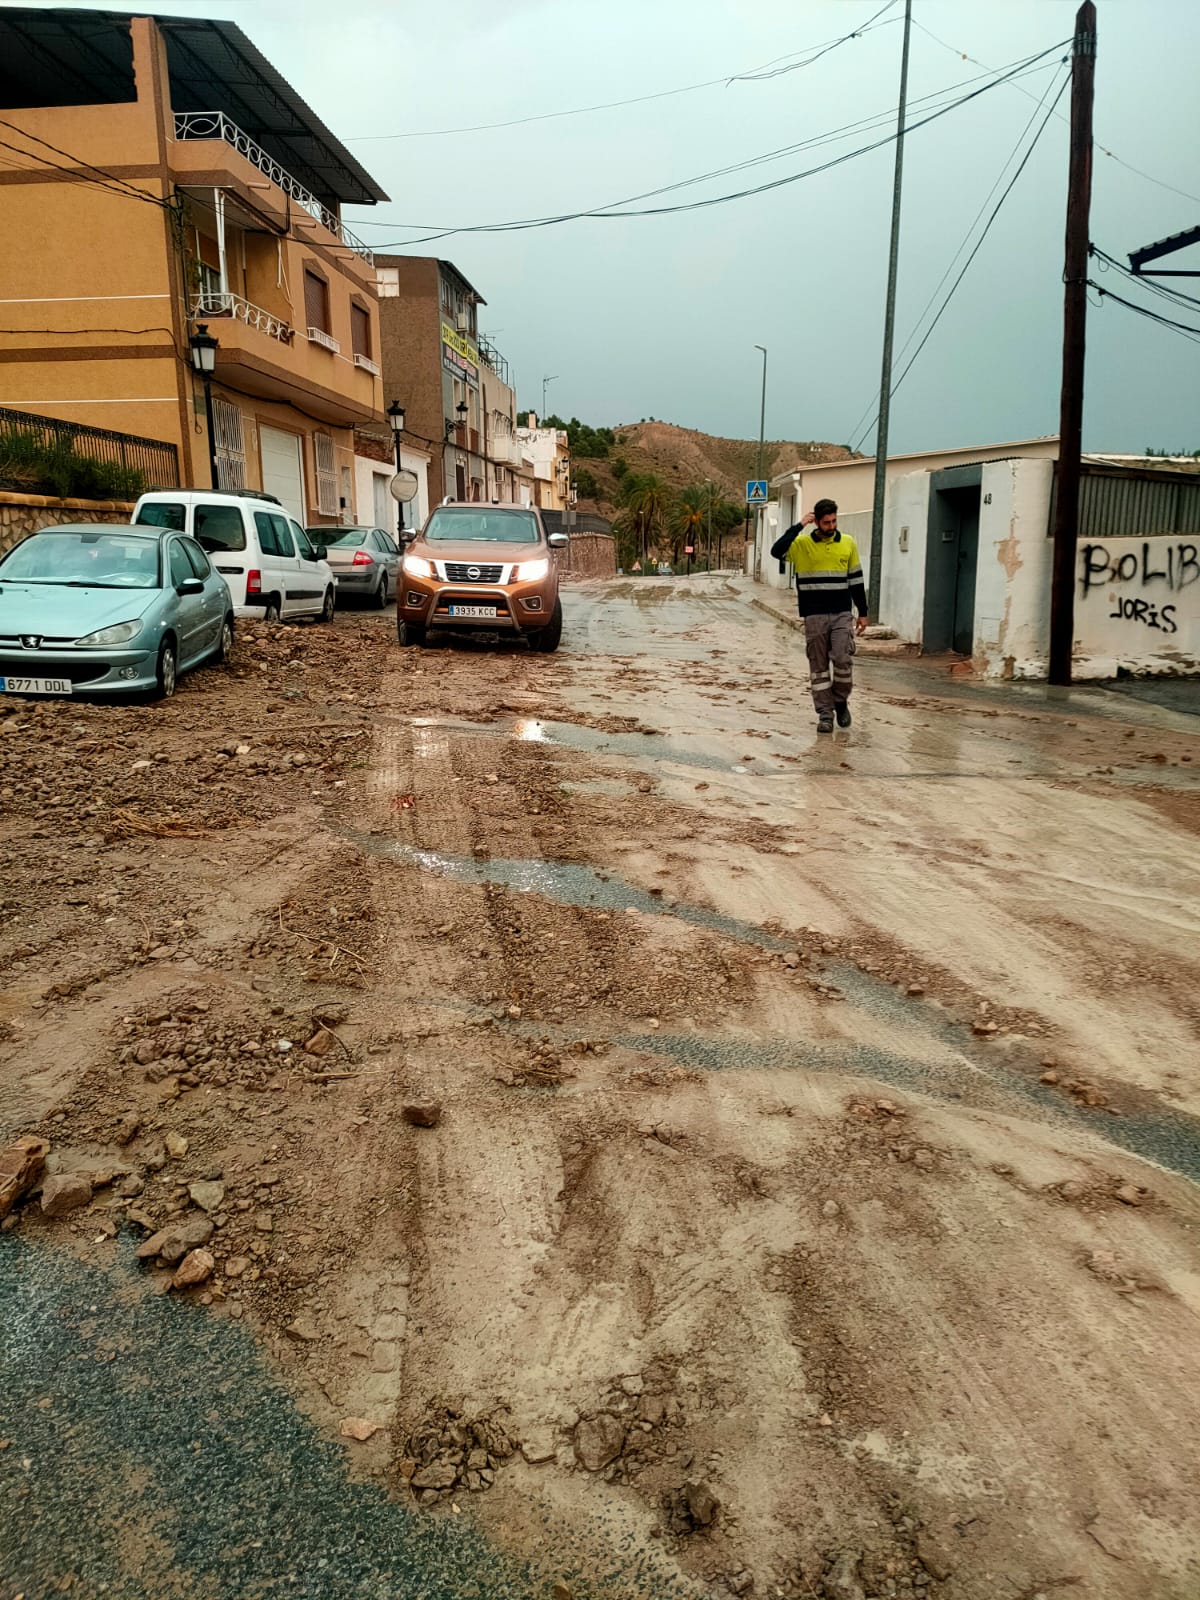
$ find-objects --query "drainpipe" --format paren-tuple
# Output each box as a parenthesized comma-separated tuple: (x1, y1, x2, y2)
(214, 188, 228, 299)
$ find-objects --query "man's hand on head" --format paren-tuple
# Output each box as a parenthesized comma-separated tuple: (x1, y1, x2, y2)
(800, 512, 816, 527)
(856, 616, 869, 636)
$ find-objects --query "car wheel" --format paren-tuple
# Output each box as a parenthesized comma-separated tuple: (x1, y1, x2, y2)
(374, 576, 389, 609)
(217, 614, 234, 662)
(263, 597, 282, 623)
(397, 618, 426, 647)
(319, 587, 336, 624)
(154, 638, 178, 699)
(532, 599, 563, 653)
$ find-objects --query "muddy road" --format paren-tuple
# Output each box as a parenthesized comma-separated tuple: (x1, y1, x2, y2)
(2, 575, 1199, 1600)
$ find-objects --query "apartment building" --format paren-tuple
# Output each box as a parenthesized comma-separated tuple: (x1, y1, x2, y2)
(517, 414, 572, 512)
(0, 9, 388, 524)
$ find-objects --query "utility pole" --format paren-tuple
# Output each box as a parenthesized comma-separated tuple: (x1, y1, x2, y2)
(706, 479, 713, 572)
(1049, 0, 1097, 686)
(866, 0, 913, 623)
(542, 374, 557, 420)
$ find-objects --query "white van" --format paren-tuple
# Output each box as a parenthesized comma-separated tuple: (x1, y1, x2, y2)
(132, 489, 337, 623)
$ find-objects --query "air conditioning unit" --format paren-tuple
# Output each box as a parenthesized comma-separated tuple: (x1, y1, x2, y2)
(455, 311, 470, 335)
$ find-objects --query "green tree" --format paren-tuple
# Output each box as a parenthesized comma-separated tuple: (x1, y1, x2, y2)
(573, 466, 598, 499)
(611, 456, 629, 481)
(672, 484, 708, 566)
(613, 473, 671, 568)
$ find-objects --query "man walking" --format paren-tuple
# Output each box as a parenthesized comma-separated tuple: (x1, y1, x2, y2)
(770, 498, 869, 731)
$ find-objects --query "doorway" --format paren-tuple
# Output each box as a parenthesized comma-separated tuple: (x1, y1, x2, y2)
(923, 466, 981, 655)
(259, 425, 305, 523)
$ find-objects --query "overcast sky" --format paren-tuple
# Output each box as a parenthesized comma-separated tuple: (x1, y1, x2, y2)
(44, 0, 1200, 452)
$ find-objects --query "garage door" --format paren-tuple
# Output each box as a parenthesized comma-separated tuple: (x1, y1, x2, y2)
(259, 426, 305, 522)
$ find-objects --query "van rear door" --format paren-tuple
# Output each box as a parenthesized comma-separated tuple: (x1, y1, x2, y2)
(193, 501, 251, 603)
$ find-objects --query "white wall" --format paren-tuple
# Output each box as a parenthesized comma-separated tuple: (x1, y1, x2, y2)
(1073, 533, 1199, 677)
(973, 458, 1054, 679)
(354, 448, 430, 536)
(879, 470, 932, 642)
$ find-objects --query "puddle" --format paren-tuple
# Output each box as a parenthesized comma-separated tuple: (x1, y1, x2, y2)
(340, 828, 792, 949)
(398, 714, 780, 775)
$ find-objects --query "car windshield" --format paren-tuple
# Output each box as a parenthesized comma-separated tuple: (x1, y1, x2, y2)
(316, 528, 372, 547)
(423, 509, 540, 545)
(0, 531, 159, 588)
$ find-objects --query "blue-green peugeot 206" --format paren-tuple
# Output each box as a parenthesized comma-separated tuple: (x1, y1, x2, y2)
(0, 523, 234, 701)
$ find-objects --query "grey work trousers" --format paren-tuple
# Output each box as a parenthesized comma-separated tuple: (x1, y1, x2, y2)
(803, 611, 854, 713)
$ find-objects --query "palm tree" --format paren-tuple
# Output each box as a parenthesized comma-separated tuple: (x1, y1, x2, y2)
(672, 485, 707, 566)
(616, 474, 672, 567)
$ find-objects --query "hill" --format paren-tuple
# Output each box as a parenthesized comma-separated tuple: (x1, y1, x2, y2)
(571, 421, 857, 519)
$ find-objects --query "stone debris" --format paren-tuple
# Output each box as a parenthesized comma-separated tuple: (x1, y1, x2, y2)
(171, 1247, 215, 1289)
(663, 1478, 721, 1534)
(285, 1318, 320, 1343)
(401, 1403, 515, 1505)
(823, 1548, 866, 1600)
(135, 1214, 214, 1265)
(401, 1100, 442, 1129)
(165, 1132, 189, 1160)
(40, 1173, 93, 1217)
(0, 1135, 49, 1220)
(1114, 1183, 1145, 1206)
(573, 1413, 626, 1472)
(340, 1417, 383, 1442)
(188, 1179, 225, 1214)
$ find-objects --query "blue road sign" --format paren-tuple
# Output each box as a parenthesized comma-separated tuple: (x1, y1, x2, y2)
(746, 479, 768, 506)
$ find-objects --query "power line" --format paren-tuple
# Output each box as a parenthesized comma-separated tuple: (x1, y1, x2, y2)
(345, 2, 900, 141)
(912, 16, 1200, 207)
(361, 43, 1070, 249)
(847, 63, 1068, 449)
(0, 116, 177, 213)
(851, 68, 1071, 451)
(1090, 243, 1200, 312)
(1087, 281, 1200, 344)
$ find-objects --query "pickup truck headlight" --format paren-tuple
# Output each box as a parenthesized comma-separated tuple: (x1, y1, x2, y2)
(402, 554, 433, 579)
(515, 558, 549, 582)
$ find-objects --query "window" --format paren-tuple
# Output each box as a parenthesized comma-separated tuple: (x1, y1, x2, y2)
(423, 508, 540, 544)
(314, 432, 338, 517)
(168, 541, 193, 588)
(135, 501, 185, 531)
(376, 267, 399, 298)
(212, 398, 245, 492)
(351, 304, 371, 359)
(254, 510, 281, 556)
(291, 522, 316, 560)
(195, 260, 223, 313)
(182, 540, 212, 579)
(193, 504, 246, 553)
(272, 515, 295, 557)
(304, 269, 330, 333)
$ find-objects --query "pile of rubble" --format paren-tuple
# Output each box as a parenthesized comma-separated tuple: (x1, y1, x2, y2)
(399, 1404, 519, 1504)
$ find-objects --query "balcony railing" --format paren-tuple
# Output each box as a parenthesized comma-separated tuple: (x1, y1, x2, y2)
(173, 111, 376, 265)
(190, 291, 293, 343)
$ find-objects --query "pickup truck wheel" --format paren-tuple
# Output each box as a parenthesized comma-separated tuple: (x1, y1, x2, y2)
(532, 599, 563, 653)
(397, 618, 426, 647)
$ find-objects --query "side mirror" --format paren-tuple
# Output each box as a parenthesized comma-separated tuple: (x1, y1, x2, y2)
(176, 577, 204, 596)
(312, 544, 327, 561)
(547, 532, 569, 549)
(400, 529, 417, 546)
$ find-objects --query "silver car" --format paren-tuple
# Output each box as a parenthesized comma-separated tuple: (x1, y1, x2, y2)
(309, 526, 399, 608)
(0, 523, 233, 700)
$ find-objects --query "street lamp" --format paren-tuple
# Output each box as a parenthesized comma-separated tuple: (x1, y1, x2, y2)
(542, 374, 558, 420)
(189, 323, 219, 489)
(387, 399, 406, 537)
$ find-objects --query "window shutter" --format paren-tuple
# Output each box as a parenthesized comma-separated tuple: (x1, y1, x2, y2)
(351, 304, 370, 358)
(314, 432, 338, 516)
(304, 270, 329, 333)
(212, 397, 245, 491)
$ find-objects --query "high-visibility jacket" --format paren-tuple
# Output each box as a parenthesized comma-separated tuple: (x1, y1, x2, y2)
(770, 524, 868, 618)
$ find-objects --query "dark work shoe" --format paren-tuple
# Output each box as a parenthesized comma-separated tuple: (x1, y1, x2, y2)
(816, 715, 834, 734)
(835, 703, 852, 728)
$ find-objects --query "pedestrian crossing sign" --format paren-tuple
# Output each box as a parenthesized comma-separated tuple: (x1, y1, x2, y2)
(746, 479, 768, 506)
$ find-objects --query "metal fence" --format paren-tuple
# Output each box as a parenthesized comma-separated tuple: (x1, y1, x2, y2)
(0, 405, 179, 494)
(1050, 462, 1200, 538)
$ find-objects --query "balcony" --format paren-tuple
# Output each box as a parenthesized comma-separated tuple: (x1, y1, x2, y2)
(190, 291, 293, 343)
(174, 111, 376, 264)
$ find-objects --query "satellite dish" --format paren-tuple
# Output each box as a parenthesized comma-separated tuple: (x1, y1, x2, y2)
(389, 469, 419, 502)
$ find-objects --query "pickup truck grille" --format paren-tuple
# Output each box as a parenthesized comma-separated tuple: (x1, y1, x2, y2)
(442, 562, 504, 583)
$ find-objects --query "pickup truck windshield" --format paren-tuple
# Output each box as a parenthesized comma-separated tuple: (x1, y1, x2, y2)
(423, 510, 540, 544)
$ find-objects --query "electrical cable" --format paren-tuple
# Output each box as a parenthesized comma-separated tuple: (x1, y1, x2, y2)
(345, 1, 900, 141)
(0, 327, 176, 337)
(0, 117, 177, 212)
(851, 68, 1071, 453)
(1087, 282, 1200, 344)
(359, 42, 1071, 248)
(1089, 244, 1200, 312)
(912, 16, 1200, 207)
(845, 64, 1068, 450)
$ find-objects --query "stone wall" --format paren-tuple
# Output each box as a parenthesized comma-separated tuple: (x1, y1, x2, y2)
(561, 532, 616, 581)
(1, 491, 135, 556)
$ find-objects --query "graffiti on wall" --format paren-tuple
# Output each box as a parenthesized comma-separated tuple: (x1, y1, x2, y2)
(1079, 540, 1198, 634)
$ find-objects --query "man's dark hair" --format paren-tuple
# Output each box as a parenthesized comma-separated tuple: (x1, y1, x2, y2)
(813, 497, 838, 519)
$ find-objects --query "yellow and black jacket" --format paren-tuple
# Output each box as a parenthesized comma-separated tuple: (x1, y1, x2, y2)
(770, 524, 868, 618)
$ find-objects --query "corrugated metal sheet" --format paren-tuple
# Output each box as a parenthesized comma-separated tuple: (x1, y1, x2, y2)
(1049, 466, 1200, 537)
